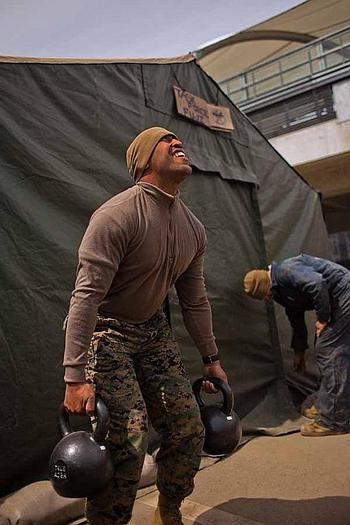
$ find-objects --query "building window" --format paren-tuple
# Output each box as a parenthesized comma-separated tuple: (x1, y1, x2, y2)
(247, 85, 335, 138)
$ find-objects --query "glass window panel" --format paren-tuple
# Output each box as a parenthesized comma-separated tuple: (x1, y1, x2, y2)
(340, 30, 350, 45)
(324, 51, 344, 68)
(247, 86, 256, 99)
(309, 44, 321, 59)
(311, 57, 325, 73)
(253, 62, 280, 82)
(281, 49, 309, 71)
(325, 36, 341, 48)
(228, 77, 241, 93)
(231, 90, 246, 104)
(254, 76, 282, 95)
(282, 63, 310, 85)
(243, 71, 254, 86)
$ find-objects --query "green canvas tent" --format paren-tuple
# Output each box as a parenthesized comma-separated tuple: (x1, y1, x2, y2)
(0, 54, 332, 496)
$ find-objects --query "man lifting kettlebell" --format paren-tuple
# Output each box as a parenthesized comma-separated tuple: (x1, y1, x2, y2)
(63, 127, 228, 525)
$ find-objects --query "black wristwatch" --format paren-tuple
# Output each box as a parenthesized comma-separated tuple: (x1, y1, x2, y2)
(202, 354, 220, 365)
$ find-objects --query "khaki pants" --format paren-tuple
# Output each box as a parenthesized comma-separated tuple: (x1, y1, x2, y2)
(85, 310, 204, 525)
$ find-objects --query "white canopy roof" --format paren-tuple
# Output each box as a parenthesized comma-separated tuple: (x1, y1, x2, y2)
(197, 0, 350, 82)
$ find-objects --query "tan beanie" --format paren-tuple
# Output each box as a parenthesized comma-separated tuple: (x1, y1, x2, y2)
(243, 270, 271, 300)
(126, 127, 177, 182)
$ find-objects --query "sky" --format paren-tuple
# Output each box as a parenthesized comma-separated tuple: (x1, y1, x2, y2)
(0, 0, 304, 59)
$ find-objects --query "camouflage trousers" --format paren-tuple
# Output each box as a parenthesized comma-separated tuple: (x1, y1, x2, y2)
(85, 310, 205, 525)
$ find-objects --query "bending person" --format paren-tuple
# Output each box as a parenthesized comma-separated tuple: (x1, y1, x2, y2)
(63, 127, 228, 525)
(244, 253, 350, 437)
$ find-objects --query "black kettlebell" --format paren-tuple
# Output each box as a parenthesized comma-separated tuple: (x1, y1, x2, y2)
(49, 396, 114, 498)
(193, 377, 242, 456)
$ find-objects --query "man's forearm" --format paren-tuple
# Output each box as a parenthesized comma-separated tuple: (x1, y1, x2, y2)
(180, 301, 219, 356)
(63, 298, 99, 383)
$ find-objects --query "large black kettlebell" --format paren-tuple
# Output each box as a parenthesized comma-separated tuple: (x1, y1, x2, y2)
(49, 397, 114, 498)
(193, 377, 242, 456)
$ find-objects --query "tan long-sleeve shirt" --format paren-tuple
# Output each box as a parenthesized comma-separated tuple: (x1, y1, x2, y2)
(64, 182, 218, 382)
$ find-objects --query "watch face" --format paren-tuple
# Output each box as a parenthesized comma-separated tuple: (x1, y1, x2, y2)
(203, 354, 218, 365)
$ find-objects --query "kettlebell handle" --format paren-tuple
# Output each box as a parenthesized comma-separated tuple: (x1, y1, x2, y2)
(59, 396, 110, 444)
(192, 377, 234, 416)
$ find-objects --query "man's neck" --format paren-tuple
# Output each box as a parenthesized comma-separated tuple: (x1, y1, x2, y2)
(140, 172, 179, 196)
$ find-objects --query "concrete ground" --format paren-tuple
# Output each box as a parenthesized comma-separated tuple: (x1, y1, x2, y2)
(131, 432, 350, 525)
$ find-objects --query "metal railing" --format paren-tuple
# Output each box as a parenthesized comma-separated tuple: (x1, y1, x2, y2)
(220, 26, 350, 107)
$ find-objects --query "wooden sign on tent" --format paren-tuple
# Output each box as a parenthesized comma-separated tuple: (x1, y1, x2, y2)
(173, 86, 234, 132)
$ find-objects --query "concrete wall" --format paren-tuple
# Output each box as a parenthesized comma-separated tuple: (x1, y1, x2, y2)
(269, 79, 350, 166)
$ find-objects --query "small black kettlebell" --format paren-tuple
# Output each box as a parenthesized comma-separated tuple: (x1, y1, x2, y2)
(193, 377, 242, 456)
(49, 396, 114, 498)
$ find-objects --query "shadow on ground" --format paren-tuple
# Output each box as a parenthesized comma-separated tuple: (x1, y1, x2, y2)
(195, 496, 350, 525)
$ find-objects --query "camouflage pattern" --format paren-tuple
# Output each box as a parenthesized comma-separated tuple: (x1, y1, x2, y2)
(85, 310, 204, 525)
